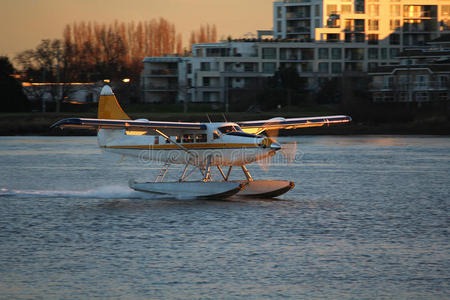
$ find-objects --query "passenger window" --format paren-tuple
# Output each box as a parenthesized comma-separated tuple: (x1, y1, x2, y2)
(165, 138, 170, 144)
(176, 136, 181, 143)
(195, 134, 207, 143)
(213, 130, 220, 139)
(154, 136, 159, 145)
(182, 134, 194, 143)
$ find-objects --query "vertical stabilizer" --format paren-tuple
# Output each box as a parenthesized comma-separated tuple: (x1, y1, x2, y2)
(98, 85, 130, 120)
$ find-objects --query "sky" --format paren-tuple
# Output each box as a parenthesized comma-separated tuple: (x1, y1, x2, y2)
(0, 0, 275, 58)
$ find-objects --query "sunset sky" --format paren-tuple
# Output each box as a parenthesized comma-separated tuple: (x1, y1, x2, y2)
(0, 0, 274, 58)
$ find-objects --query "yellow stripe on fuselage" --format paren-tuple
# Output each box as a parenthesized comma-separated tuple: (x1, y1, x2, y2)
(103, 143, 258, 150)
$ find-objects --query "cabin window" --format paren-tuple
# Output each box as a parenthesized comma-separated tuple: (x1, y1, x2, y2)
(218, 125, 243, 134)
(154, 136, 159, 145)
(182, 134, 194, 143)
(195, 134, 207, 143)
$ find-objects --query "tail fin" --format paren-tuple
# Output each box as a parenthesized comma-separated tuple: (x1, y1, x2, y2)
(98, 85, 130, 120)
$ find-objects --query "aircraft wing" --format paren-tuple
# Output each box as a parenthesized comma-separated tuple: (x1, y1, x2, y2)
(51, 118, 206, 131)
(237, 115, 351, 135)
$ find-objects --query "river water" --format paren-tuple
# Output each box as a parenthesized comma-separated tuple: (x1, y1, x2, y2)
(0, 136, 448, 299)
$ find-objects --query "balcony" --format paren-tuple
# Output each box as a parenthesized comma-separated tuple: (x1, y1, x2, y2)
(149, 69, 178, 76)
(370, 81, 448, 91)
(403, 11, 432, 18)
(145, 84, 178, 91)
(287, 27, 310, 33)
(286, 12, 311, 19)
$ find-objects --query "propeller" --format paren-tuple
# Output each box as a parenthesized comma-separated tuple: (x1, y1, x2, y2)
(280, 141, 297, 164)
(257, 119, 297, 172)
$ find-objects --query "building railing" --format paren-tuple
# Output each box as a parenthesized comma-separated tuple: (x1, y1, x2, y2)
(403, 11, 432, 18)
(371, 81, 449, 91)
(150, 69, 177, 76)
(146, 84, 178, 90)
(286, 12, 311, 19)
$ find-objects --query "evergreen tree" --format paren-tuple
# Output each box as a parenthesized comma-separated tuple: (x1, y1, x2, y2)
(0, 56, 30, 112)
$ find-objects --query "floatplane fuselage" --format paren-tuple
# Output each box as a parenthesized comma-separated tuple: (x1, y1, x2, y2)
(98, 122, 280, 167)
(52, 85, 351, 199)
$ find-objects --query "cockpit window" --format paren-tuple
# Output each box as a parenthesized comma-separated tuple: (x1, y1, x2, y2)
(218, 125, 243, 134)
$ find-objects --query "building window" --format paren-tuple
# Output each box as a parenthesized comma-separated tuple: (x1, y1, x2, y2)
(438, 92, 448, 101)
(262, 48, 276, 59)
(390, 5, 400, 17)
(331, 48, 342, 59)
(326, 34, 339, 42)
(315, 5, 320, 17)
(318, 62, 329, 73)
(416, 75, 429, 88)
(381, 48, 388, 59)
(327, 5, 337, 15)
(345, 33, 352, 43)
(345, 62, 363, 72)
(368, 19, 379, 31)
(318, 48, 329, 59)
(345, 48, 365, 60)
(201, 62, 210, 71)
(390, 19, 401, 30)
(195, 48, 203, 57)
(415, 92, 429, 102)
(368, 62, 378, 71)
(315, 19, 320, 28)
(442, 6, 450, 17)
(262, 62, 276, 73)
(355, 0, 365, 13)
(244, 63, 255, 72)
(368, 4, 379, 16)
(331, 62, 342, 73)
(368, 34, 379, 45)
(368, 48, 378, 59)
(439, 75, 449, 88)
(355, 33, 365, 43)
(355, 19, 365, 31)
(277, 7, 282, 18)
(341, 5, 352, 14)
(203, 77, 210, 87)
(390, 48, 400, 58)
(187, 63, 192, 74)
(389, 34, 400, 45)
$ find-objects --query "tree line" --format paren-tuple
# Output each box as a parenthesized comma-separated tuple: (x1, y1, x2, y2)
(15, 19, 218, 83)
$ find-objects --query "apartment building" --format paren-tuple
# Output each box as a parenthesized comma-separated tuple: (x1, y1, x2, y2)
(369, 45, 450, 103)
(274, 0, 449, 45)
(141, 0, 450, 103)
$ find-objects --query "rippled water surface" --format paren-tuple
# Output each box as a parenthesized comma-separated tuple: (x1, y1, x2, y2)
(0, 136, 449, 299)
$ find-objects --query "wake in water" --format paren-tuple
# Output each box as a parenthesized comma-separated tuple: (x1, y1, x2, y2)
(0, 185, 187, 200)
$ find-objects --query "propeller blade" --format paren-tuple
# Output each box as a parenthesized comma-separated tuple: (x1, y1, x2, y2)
(280, 141, 297, 164)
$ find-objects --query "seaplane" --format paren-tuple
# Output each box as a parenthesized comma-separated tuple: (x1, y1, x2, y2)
(51, 85, 351, 200)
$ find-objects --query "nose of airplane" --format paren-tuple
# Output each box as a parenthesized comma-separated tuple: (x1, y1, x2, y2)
(270, 141, 281, 150)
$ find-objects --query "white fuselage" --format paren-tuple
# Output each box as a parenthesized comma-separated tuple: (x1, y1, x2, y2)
(98, 122, 279, 167)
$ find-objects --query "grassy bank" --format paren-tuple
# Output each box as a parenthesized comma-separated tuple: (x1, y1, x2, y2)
(1, 110, 449, 136)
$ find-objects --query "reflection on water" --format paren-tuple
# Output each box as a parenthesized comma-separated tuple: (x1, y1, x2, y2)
(0, 136, 449, 299)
